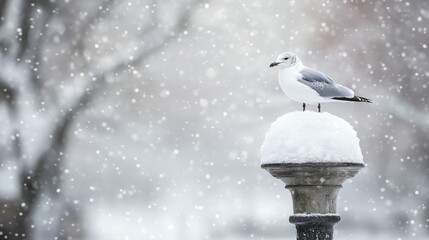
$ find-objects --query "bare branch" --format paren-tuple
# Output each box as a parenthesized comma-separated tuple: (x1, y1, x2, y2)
(0, 0, 25, 58)
(71, 0, 118, 55)
(23, 2, 57, 95)
(91, 0, 200, 77)
(0, 0, 7, 18)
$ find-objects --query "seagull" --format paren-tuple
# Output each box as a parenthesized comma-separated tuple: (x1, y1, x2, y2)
(269, 52, 371, 112)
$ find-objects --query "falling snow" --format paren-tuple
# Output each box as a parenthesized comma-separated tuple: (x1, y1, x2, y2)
(0, 0, 428, 240)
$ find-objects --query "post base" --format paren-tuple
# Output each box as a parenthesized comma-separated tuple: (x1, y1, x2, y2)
(289, 215, 341, 240)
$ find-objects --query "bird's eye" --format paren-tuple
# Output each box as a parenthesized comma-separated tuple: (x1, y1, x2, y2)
(284, 57, 289, 60)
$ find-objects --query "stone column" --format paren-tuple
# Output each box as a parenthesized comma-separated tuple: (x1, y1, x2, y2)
(261, 162, 364, 240)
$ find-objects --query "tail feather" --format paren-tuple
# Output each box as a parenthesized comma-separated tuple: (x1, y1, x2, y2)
(332, 96, 372, 103)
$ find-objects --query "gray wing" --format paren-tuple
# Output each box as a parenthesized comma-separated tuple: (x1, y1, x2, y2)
(298, 67, 354, 98)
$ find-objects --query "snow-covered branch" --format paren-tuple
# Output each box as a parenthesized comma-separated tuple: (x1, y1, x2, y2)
(61, 0, 202, 115)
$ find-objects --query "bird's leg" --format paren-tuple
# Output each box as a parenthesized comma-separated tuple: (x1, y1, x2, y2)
(302, 103, 306, 111)
(318, 103, 321, 112)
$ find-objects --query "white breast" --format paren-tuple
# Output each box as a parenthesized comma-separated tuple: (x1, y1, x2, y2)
(278, 65, 329, 105)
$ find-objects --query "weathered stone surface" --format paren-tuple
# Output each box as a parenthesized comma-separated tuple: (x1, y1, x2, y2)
(261, 162, 364, 240)
(261, 162, 364, 213)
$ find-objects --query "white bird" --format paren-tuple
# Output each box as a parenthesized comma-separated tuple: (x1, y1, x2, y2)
(269, 52, 371, 112)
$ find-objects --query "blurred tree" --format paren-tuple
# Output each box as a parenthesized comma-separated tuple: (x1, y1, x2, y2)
(0, 0, 204, 239)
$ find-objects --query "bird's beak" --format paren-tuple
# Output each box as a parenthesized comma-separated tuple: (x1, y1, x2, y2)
(269, 62, 279, 68)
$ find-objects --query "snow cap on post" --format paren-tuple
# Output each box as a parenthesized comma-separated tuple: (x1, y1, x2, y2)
(261, 111, 364, 164)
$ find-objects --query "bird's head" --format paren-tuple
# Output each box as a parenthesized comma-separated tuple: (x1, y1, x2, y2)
(269, 52, 300, 69)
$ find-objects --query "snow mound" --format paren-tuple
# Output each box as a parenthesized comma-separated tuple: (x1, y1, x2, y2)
(261, 111, 364, 164)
